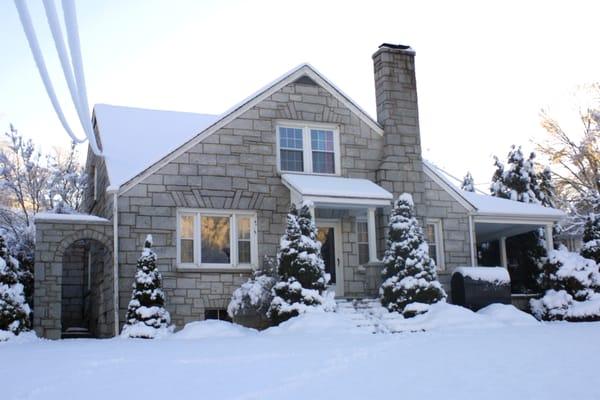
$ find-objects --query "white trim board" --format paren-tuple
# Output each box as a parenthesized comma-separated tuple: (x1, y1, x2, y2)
(111, 64, 383, 195)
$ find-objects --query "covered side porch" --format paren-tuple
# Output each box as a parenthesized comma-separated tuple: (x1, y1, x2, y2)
(462, 191, 566, 296)
(282, 173, 393, 298)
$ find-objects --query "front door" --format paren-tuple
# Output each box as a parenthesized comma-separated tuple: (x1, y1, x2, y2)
(316, 220, 343, 297)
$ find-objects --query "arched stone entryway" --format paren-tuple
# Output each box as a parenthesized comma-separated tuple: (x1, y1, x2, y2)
(34, 215, 113, 339)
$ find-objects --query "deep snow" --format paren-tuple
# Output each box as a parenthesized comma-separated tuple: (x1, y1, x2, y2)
(1, 304, 599, 400)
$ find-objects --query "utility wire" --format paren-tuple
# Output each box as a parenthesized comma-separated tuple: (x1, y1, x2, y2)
(14, 0, 102, 156)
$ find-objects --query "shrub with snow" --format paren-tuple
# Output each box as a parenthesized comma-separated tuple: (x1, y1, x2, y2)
(0, 235, 31, 338)
(380, 194, 446, 317)
(227, 256, 278, 329)
(532, 247, 600, 321)
(580, 214, 600, 264)
(268, 203, 329, 325)
(121, 235, 174, 339)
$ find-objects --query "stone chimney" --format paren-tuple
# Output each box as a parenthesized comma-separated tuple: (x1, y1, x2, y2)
(373, 43, 425, 215)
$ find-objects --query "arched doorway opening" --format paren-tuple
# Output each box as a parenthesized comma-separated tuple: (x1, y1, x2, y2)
(61, 238, 112, 338)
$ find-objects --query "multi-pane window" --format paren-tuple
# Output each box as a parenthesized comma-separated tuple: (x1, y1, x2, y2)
(311, 130, 335, 174)
(357, 220, 370, 265)
(425, 220, 444, 270)
(279, 127, 304, 172)
(277, 125, 339, 174)
(178, 210, 256, 267)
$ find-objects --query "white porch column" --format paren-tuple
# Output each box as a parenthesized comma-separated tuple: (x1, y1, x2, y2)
(545, 223, 554, 253)
(367, 207, 378, 262)
(499, 236, 508, 269)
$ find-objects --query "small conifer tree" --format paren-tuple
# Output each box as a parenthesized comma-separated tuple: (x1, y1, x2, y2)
(380, 194, 446, 317)
(121, 235, 173, 338)
(0, 235, 31, 335)
(461, 172, 475, 192)
(268, 203, 328, 324)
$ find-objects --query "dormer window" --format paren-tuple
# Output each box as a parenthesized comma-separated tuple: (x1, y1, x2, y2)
(277, 123, 340, 175)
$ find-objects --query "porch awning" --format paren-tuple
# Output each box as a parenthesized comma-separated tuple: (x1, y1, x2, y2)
(281, 173, 393, 208)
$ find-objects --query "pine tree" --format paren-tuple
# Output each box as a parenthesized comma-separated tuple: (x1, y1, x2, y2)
(580, 215, 600, 264)
(490, 156, 507, 198)
(0, 234, 31, 335)
(461, 172, 475, 192)
(537, 167, 556, 208)
(489, 146, 556, 292)
(268, 203, 328, 324)
(491, 146, 539, 203)
(380, 194, 446, 317)
(121, 235, 173, 338)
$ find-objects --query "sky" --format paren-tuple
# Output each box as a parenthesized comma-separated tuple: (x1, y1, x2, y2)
(1, 0, 599, 190)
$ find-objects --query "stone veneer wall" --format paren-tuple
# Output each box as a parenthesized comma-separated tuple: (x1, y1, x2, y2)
(423, 174, 472, 287)
(115, 79, 385, 329)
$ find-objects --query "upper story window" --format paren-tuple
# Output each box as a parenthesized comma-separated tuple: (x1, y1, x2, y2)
(277, 123, 340, 175)
(177, 209, 257, 269)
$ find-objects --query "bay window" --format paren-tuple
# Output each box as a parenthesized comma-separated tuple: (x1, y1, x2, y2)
(277, 123, 340, 175)
(177, 209, 257, 268)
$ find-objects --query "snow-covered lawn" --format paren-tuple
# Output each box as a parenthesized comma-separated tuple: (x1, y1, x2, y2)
(2, 304, 600, 400)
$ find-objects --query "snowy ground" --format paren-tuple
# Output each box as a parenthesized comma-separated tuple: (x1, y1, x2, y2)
(2, 304, 600, 400)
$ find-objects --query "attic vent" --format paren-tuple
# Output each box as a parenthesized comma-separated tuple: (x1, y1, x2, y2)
(293, 75, 318, 86)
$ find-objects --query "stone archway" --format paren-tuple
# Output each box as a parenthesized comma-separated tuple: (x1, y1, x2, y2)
(34, 215, 113, 339)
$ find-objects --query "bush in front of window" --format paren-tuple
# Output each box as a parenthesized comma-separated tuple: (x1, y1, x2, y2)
(268, 203, 329, 325)
(380, 193, 447, 318)
(121, 235, 174, 339)
(227, 255, 278, 330)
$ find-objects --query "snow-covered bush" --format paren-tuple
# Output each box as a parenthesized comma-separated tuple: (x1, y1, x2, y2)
(530, 290, 600, 322)
(121, 235, 174, 339)
(580, 214, 600, 264)
(268, 203, 329, 325)
(537, 247, 600, 301)
(532, 247, 600, 321)
(0, 235, 31, 338)
(380, 194, 446, 317)
(227, 256, 278, 329)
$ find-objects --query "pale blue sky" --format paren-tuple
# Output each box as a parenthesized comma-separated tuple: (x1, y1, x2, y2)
(1, 0, 599, 188)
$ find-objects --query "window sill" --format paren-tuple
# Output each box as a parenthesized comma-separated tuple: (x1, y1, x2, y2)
(176, 265, 255, 273)
(277, 170, 341, 178)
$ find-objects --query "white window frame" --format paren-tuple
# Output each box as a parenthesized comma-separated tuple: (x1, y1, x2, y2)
(176, 209, 258, 269)
(425, 218, 445, 271)
(275, 121, 341, 176)
(356, 218, 370, 265)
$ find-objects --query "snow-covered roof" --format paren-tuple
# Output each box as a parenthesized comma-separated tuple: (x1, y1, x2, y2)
(461, 191, 565, 219)
(282, 173, 392, 207)
(94, 64, 382, 191)
(94, 104, 219, 188)
(423, 160, 565, 221)
(34, 212, 110, 223)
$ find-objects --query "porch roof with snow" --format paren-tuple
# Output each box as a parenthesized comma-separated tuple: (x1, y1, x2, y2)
(423, 160, 565, 222)
(281, 173, 393, 208)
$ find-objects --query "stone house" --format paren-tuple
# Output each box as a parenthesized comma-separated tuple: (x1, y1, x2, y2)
(33, 43, 564, 339)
